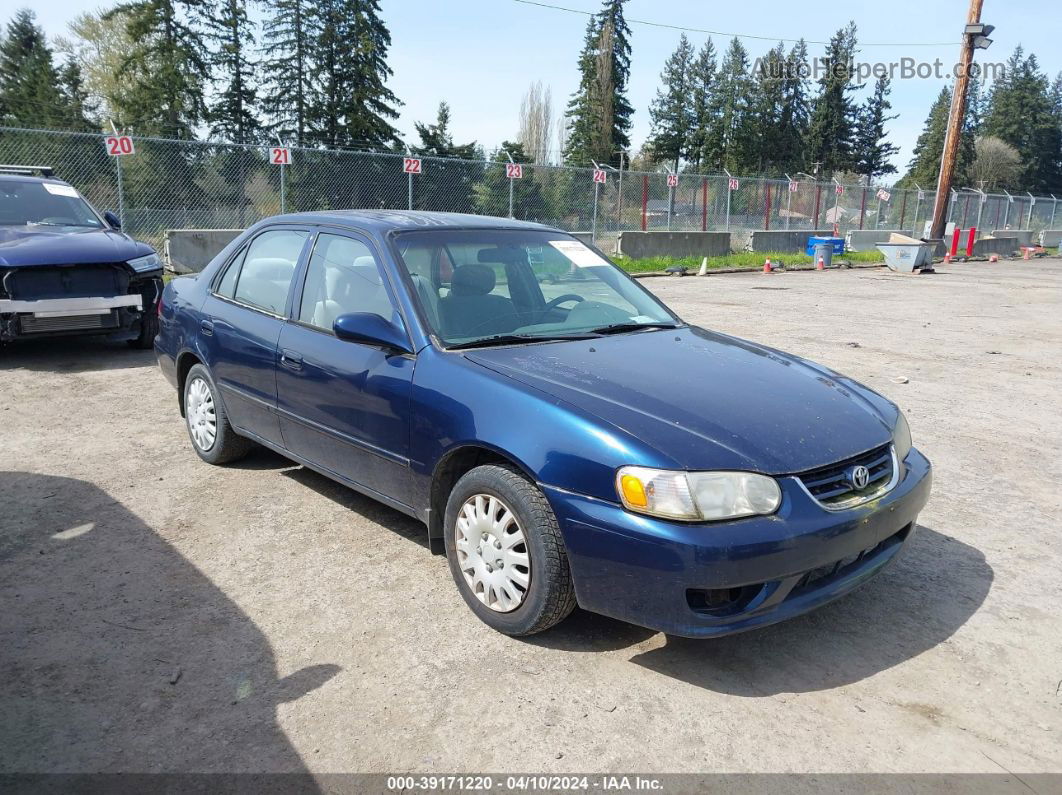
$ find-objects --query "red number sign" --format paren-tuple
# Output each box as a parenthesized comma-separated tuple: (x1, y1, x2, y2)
(270, 147, 291, 166)
(789, 181, 799, 192)
(506, 163, 523, 179)
(728, 177, 739, 191)
(105, 135, 134, 156)
(592, 169, 607, 184)
(877, 189, 892, 202)
(403, 157, 422, 174)
(666, 174, 678, 188)
(835, 184, 845, 196)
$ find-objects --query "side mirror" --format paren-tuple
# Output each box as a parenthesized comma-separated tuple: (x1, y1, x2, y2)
(333, 313, 412, 355)
(103, 210, 121, 230)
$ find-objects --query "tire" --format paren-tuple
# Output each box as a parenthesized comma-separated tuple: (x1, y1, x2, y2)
(129, 308, 159, 349)
(183, 363, 252, 465)
(443, 464, 576, 636)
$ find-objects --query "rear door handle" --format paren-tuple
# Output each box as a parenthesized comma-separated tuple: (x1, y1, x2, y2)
(280, 349, 304, 371)
(200, 319, 214, 336)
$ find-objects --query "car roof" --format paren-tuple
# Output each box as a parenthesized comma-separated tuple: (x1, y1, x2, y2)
(0, 173, 72, 186)
(261, 210, 560, 234)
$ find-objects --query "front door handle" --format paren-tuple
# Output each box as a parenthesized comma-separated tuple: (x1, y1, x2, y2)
(200, 319, 214, 336)
(280, 349, 304, 371)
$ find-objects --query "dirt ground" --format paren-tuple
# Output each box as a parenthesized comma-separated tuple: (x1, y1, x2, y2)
(1, 260, 1060, 777)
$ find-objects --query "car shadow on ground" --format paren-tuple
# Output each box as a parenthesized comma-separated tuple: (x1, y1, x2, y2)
(0, 471, 338, 779)
(0, 337, 154, 373)
(531, 525, 992, 695)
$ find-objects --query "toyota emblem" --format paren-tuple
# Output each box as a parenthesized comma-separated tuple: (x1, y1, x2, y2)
(849, 465, 870, 490)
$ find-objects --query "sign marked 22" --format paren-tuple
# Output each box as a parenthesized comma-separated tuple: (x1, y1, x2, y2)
(403, 157, 422, 174)
(105, 135, 134, 156)
(270, 147, 291, 165)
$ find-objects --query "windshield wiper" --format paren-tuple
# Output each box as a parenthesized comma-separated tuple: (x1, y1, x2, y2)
(588, 322, 680, 335)
(447, 332, 599, 350)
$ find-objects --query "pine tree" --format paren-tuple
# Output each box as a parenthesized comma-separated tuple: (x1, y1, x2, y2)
(562, 0, 633, 167)
(107, 0, 210, 137)
(747, 42, 787, 174)
(309, 0, 401, 149)
(777, 39, 811, 172)
(853, 74, 899, 180)
(983, 48, 1061, 192)
(260, 0, 316, 144)
(0, 9, 66, 127)
(900, 87, 952, 187)
(805, 22, 860, 175)
(645, 33, 694, 171)
(474, 140, 548, 220)
(702, 37, 752, 172)
(686, 38, 717, 171)
(203, 0, 258, 143)
(412, 102, 482, 213)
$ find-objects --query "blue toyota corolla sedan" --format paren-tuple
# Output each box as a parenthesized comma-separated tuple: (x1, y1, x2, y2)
(155, 210, 931, 637)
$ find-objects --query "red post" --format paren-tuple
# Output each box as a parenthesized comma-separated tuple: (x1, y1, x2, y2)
(641, 175, 648, 231)
(764, 183, 772, 231)
(701, 178, 708, 231)
(899, 190, 908, 229)
(950, 226, 962, 257)
(859, 187, 867, 230)
(966, 226, 977, 256)
(814, 185, 822, 228)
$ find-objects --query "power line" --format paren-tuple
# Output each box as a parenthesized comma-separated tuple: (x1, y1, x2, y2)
(510, 0, 960, 47)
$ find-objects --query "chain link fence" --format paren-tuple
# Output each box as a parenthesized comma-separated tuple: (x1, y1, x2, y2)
(3, 125, 1060, 256)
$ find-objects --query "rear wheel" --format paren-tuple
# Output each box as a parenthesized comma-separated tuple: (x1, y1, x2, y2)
(444, 464, 576, 635)
(183, 364, 252, 464)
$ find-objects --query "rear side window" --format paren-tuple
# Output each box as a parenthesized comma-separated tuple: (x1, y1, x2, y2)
(215, 248, 245, 298)
(232, 229, 307, 315)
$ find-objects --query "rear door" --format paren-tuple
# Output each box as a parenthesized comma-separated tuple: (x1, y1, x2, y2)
(275, 230, 415, 507)
(200, 227, 310, 446)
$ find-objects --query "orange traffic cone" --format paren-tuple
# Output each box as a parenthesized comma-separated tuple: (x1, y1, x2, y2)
(1022, 247, 1032, 260)
(763, 257, 772, 273)
(816, 256, 825, 270)
(943, 253, 951, 264)
(989, 254, 999, 263)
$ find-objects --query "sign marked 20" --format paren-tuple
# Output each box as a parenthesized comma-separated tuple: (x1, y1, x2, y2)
(105, 135, 134, 156)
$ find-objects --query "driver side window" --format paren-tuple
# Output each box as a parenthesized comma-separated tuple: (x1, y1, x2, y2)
(298, 233, 394, 332)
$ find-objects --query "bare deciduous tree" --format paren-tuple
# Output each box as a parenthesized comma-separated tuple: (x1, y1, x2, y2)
(517, 81, 553, 164)
(969, 135, 1022, 191)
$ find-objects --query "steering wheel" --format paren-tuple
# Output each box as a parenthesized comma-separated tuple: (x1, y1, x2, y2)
(541, 293, 585, 314)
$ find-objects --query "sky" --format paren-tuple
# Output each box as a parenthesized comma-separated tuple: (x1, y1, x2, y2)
(27, 0, 1062, 176)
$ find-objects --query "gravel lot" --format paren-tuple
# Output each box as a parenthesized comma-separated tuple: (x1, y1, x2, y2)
(2, 260, 1060, 777)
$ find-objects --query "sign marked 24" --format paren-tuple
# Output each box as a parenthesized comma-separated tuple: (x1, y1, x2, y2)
(105, 135, 134, 156)
(592, 169, 607, 184)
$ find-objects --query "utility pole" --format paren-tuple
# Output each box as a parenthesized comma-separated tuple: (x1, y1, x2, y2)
(929, 0, 993, 240)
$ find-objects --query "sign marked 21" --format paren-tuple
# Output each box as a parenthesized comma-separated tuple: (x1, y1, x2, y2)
(105, 135, 134, 156)
(270, 147, 291, 165)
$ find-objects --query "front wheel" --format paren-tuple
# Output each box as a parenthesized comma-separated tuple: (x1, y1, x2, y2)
(128, 309, 159, 349)
(444, 464, 576, 635)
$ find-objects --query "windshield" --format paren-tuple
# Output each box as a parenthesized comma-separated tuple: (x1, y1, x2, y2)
(392, 229, 679, 346)
(0, 180, 104, 229)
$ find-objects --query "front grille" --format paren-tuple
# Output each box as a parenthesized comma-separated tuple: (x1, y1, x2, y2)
(791, 525, 910, 594)
(19, 312, 118, 334)
(796, 443, 895, 508)
(2, 263, 130, 300)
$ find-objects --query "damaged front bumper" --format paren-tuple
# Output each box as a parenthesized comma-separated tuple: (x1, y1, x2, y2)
(1, 294, 145, 341)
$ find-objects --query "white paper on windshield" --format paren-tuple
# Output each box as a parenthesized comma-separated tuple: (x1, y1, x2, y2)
(548, 239, 610, 267)
(42, 183, 79, 197)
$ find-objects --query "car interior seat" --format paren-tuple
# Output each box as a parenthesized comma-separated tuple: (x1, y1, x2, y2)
(439, 263, 521, 338)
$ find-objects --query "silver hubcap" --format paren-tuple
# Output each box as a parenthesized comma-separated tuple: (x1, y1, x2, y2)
(455, 494, 531, 613)
(186, 376, 217, 451)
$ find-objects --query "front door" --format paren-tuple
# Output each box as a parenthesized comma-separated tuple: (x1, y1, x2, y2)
(200, 227, 310, 446)
(275, 231, 415, 507)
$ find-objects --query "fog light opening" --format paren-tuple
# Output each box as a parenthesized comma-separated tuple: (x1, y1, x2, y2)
(686, 584, 763, 617)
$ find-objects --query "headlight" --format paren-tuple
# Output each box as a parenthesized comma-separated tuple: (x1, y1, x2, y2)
(127, 253, 162, 272)
(893, 411, 912, 461)
(616, 466, 781, 522)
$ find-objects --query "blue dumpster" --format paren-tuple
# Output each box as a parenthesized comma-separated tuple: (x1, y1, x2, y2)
(806, 236, 844, 256)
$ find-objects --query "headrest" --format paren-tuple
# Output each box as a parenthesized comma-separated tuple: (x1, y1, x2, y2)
(450, 264, 496, 296)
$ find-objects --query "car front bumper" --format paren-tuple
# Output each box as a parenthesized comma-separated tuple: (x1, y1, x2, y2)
(542, 448, 932, 638)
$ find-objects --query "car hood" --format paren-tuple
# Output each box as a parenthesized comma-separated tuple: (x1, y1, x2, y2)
(0, 226, 153, 267)
(463, 326, 895, 474)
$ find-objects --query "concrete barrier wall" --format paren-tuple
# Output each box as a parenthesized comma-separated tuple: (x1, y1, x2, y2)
(617, 231, 732, 259)
(972, 237, 1020, 257)
(991, 229, 1034, 248)
(845, 229, 914, 252)
(746, 230, 834, 254)
(165, 229, 244, 273)
(1039, 230, 1062, 248)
